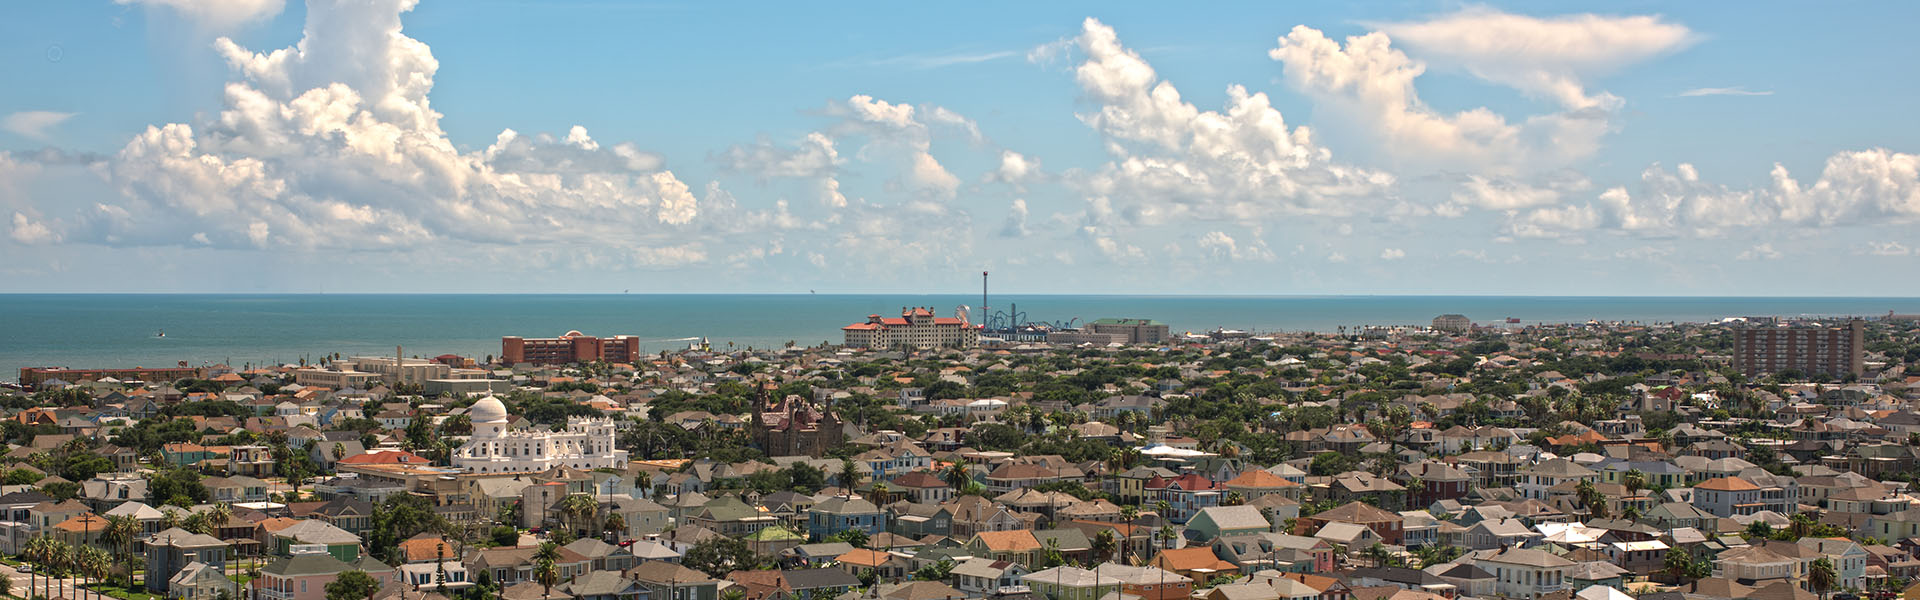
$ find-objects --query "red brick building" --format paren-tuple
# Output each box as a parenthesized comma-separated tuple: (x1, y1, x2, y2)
(501, 331, 641, 366)
(1732, 319, 1865, 379)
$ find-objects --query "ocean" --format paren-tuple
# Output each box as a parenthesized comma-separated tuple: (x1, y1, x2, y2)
(2, 294, 1914, 381)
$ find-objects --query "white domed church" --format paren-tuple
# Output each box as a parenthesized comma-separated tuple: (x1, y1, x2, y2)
(454, 395, 628, 473)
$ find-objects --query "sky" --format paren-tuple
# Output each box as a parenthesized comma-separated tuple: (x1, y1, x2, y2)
(1, 0, 1918, 295)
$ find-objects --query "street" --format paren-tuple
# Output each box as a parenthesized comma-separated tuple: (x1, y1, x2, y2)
(0, 562, 109, 600)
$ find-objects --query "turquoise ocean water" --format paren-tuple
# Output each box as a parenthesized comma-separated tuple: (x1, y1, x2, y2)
(2, 294, 1914, 382)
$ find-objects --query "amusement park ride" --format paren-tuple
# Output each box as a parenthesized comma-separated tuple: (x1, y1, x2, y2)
(973, 271, 1080, 342)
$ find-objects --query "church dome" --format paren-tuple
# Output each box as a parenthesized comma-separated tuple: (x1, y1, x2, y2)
(470, 395, 509, 424)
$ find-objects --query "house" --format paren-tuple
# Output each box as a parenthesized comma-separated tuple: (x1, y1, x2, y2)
(1153, 546, 1244, 582)
(167, 561, 234, 600)
(1693, 477, 1765, 518)
(890, 472, 953, 505)
(1712, 545, 1800, 585)
(952, 558, 1032, 596)
(1465, 518, 1541, 550)
(781, 568, 863, 600)
(835, 548, 912, 582)
(1396, 462, 1472, 507)
(808, 496, 884, 541)
(1476, 547, 1573, 599)
(1223, 470, 1304, 502)
(1212, 534, 1334, 574)
(1798, 537, 1869, 590)
(969, 530, 1042, 568)
(1186, 506, 1271, 543)
(1294, 502, 1403, 545)
(1516, 459, 1598, 501)
(270, 520, 361, 562)
(473, 545, 593, 587)
(147, 528, 230, 594)
(1023, 566, 1120, 600)
(1346, 566, 1458, 598)
(560, 571, 650, 600)
(256, 550, 376, 600)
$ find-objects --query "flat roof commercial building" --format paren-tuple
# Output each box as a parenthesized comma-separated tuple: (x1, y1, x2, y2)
(1732, 319, 1865, 379)
(18, 366, 201, 390)
(502, 331, 642, 366)
(1085, 318, 1170, 344)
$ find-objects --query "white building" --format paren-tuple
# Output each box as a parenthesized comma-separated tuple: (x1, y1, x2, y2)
(1479, 547, 1573, 599)
(842, 307, 981, 350)
(453, 396, 627, 474)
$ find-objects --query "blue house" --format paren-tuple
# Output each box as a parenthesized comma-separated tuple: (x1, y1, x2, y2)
(808, 496, 883, 541)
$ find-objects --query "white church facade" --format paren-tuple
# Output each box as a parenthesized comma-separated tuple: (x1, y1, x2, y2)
(454, 395, 627, 473)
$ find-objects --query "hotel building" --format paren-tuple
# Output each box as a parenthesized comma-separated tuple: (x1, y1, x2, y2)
(501, 331, 643, 366)
(1732, 319, 1865, 378)
(842, 307, 981, 350)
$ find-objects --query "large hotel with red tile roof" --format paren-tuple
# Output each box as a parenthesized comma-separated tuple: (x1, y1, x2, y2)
(841, 306, 981, 350)
(501, 330, 642, 366)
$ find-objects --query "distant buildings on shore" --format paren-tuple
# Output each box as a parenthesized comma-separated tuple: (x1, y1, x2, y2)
(842, 307, 981, 350)
(1046, 318, 1169, 345)
(503, 330, 643, 365)
(1733, 318, 1866, 378)
(1432, 314, 1472, 333)
(17, 366, 200, 390)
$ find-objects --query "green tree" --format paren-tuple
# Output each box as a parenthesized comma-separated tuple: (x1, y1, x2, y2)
(324, 570, 381, 600)
(683, 536, 759, 578)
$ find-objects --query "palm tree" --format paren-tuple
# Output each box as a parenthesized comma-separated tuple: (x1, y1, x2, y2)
(533, 541, 561, 565)
(78, 544, 109, 588)
(534, 556, 560, 600)
(22, 535, 50, 599)
(104, 514, 141, 587)
(944, 462, 970, 493)
(560, 494, 599, 537)
(604, 513, 627, 541)
(1623, 469, 1648, 498)
(838, 460, 863, 495)
(634, 470, 655, 500)
(1810, 558, 1837, 600)
(1222, 491, 1245, 506)
(184, 512, 214, 536)
(1092, 529, 1118, 563)
(160, 507, 183, 531)
(871, 482, 889, 504)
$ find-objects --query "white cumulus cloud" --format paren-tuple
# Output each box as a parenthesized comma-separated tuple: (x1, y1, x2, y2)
(116, 0, 286, 31)
(3, 112, 77, 141)
(1509, 149, 1920, 238)
(1060, 18, 1394, 227)
(31, 0, 707, 254)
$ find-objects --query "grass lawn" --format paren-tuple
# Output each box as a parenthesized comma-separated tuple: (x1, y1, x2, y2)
(84, 583, 163, 600)
(0, 557, 19, 566)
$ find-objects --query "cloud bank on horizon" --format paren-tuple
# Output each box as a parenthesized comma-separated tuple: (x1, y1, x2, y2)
(1, 0, 1917, 294)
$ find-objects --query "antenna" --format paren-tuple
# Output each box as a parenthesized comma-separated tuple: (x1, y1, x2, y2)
(982, 271, 989, 321)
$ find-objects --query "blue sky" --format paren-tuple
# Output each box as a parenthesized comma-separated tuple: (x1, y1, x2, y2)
(2, 0, 1918, 295)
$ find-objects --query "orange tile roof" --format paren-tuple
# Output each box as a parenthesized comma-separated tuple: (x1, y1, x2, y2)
(1224, 470, 1299, 489)
(835, 548, 896, 567)
(1155, 547, 1238, 572)
(973, 529, 1041, 552)
(399, 536, 454, 562)
(1696, 476, 1760, 491)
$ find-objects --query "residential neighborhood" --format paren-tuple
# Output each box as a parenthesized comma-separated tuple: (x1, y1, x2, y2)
(2, 315, 1918, 600)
